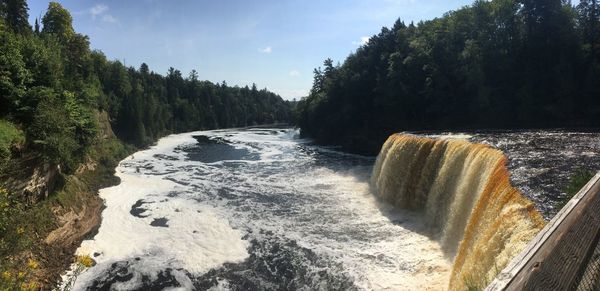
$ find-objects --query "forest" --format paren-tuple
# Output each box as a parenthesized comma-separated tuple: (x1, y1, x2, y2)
(0, 2, 292, 286)
(296, 0, 600, 154)
(0, 1, 292, 175)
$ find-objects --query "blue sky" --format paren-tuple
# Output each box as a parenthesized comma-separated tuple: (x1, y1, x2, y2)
(28, 0, 473, 100)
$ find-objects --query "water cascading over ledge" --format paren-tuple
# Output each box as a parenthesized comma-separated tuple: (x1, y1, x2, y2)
(371, 134, 546, 290)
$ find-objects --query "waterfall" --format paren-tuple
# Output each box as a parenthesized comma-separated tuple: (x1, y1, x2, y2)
(371, 134, 546, 290)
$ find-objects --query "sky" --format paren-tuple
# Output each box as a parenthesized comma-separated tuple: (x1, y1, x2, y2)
(27, 0, 473, 100)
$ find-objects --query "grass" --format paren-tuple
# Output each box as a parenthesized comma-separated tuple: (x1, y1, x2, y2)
(0, 120, 24, 175)
(0, 186, 53, 291)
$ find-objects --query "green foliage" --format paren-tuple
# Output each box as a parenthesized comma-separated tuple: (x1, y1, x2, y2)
(0, 187, 21, 249)
(556, 168, 595, 212)
(99, 63, 292, 147)
(27, 90, 76, 169)
(41, 2, 73, 39)
(0, 1, 292, 287)
(0, 119, 23, 161)
(0, 185, 52, 290)
(26, 90, 98, 173)
(1, 0, 291, 172)
(0, 30, 31, 116)
(0, 0, 31, 34)
(564, 168, 594, 196)
(297, 0, 600, 154)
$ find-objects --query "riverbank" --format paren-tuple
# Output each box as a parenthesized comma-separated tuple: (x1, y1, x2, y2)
(0, 138, 131, 289)
(1, 124, 294, 289)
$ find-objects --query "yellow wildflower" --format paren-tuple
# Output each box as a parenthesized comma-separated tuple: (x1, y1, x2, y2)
(16, 227, 25, 235)
(21, 282, 38, 291)
(17, 271, 25, 279)
(76, 255, 95, 268)
(21, 282, 39, 291)
(27, 259, 38, 269)
(1, 271, 11, 280)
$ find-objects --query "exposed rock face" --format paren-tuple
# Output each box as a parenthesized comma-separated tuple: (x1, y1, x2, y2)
(75, 159, 97, 175)
(45, 192, 103, 247)
(23, 163, 61, 202)
(96, 110, 115, 140)
(3, 162, 61, 203)
(36, 182, 104, 288)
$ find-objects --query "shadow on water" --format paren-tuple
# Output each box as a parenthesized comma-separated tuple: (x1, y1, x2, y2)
(193, 232, 358, 291)
(83, 235, 358, 290)
(293, 139, 456, 264)
(366, 182, 451, 258)
(178, 134, 260, 163)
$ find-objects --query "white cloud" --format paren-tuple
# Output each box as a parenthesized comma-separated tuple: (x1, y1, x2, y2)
(89, 4, 118, 24)
(259, 46, 272, 54)
(289, 70, 300, 77)
(352, 36, 370, 46)
(89, 4, 108, 19)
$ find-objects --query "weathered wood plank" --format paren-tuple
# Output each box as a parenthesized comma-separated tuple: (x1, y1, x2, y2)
(486, 172, 600, 291)
(520, 179, 600, 290)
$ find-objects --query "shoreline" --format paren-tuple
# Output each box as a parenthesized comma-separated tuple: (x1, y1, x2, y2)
(37, 125, 292, 289)
(9, 139, 132, 289)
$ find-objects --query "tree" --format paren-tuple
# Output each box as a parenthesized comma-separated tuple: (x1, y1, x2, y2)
(0, 31, 31, 117)
(578, 0, 600, 59)
(188, 69, 198, 83)
(295, 0, 599, 154)
(41, 2, 74, 39)
(139, 63, 149, 75)
(0, 0, 31, 34)
(28, 89, 79, 171)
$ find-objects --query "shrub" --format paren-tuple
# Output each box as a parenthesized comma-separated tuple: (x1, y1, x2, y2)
(0, 119, 24, 161)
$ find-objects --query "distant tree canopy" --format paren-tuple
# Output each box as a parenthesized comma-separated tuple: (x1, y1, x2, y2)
(0, 0, 31, 34)
(0, 1, 292, 173)
(296, 0, 600, 154)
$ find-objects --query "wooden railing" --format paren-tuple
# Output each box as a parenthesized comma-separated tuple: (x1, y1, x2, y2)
(486, 171, 600, 290)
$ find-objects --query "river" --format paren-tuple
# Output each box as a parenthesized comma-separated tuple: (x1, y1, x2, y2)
(67, 127, 600, 290)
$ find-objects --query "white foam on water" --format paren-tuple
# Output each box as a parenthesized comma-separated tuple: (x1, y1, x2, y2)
(276, 168, 450, 290)
(69, 132, 250, 289)
(67, 128, 451, 290)
(425, 133, 473, 140)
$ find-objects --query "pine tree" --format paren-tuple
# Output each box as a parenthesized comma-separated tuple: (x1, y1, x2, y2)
(578, 0, 600, 58)
(0, 0, 31, 34)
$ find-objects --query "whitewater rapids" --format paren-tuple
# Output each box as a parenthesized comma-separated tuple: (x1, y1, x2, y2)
(65, 128, 600, 290)
(69, 128, 451, 290)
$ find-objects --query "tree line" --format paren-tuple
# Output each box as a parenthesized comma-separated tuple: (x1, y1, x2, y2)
(296, 0, 600, 154)
(0, 0, 292, 173)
